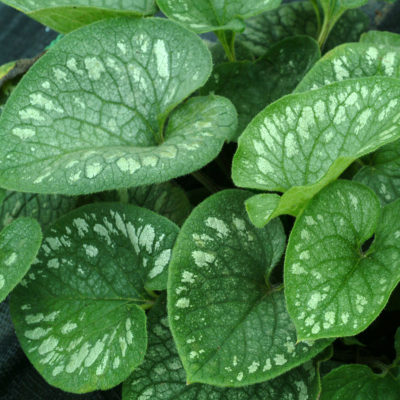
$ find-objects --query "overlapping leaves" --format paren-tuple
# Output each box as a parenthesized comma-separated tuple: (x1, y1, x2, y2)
(0, 17, 237, 195)
(296, 34, 400, 205)
(232, 77, 400, 226)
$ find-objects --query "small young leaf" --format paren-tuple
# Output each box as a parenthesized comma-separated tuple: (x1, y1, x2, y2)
(296, 42, 400, 92)
(320, 365, 400, 399)
(168, 189, 330, 386)
(360, 30, 400, 48)
(0, 18, 237, 195)
(123, 294, 321, 400)
(10, 203, 179, 393)
(201, 35, 320, 140)
(0, 191, 78, 229)
(238, 2, 368, 56)
(1, 0, 156, 33)
(156, 0, 281, 34)
(285, 180, 400, 340)
(0, 218, 42, 302)
(232, 77, 400, 226)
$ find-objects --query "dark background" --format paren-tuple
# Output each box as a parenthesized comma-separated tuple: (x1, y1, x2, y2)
(1, 1, 400, 399)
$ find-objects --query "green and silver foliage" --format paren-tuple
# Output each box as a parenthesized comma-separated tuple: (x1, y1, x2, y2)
(238, 1, 369, 56)
(232, 77, 400, 227)
(295, 33, 400, 205)
(0, 17, 237, 196)
(156, 0, 281, 33)
(123, 295, 321, 400)
(0, 191, 78, 230)
(168, 190, 330, 387)
(0, 218, 42, 302)
(0, 0, 156, 33)
(360, 30, 400, 48)
(296, 42, 400, 92)
(320, 365, 400, 399)
(285, 180, 400, 340)
(200, 36, 320, 139)
(10, 203, 179, 393)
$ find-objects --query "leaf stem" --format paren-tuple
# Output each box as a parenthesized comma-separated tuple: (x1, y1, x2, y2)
(191, 170, 221, 193)
(216, 30, 236, 62)
(309, 0, 322, 34)
(317, 10, 344, 49)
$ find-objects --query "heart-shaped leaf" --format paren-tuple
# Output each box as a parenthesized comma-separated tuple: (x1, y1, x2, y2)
(0, 191, 78, 230)
(200, 35, 320, 140)
(1, 0, 156, 33)
(232, 77, 400, 226)
(168, 189, 330, 386)
(238, 2, 368, 57)
(0, 218, 42, 302)
(0, 17, 237, 196)
(123, 294, 321, 400)
(10, 203, 179, 393)
(156, 0, 281, 34)
(320, 365, 400, 399)
(360, 30, 400, 48)
(285, 180, 400, 340)
(294, 42, 400, 206)
(296, 42, 400, 92)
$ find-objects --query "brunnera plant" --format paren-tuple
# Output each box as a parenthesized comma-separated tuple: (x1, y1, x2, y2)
(0, 0, 400, 398)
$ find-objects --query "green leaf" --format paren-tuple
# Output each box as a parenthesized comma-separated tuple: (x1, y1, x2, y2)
(285, 180, 400, 340)
(294, 42, 400, 205)
(0, 0, 156, 33)
(168, 189, 330, 386)
(123, 294, 321, 400)
(200, 35, 320, 140)
(354, 142, 400, 205)
(156, 0, 281, 34)
(0, 191, 78, 230)
(320, 365, 400, 399)
(360, 30, 400, 48)
(296, 42, 400, 92)
(0, 18, 237, 196)
(238, 2, 368, 57)
(0, 218, 42, 302)
(232, 77, 400, 226)
(10, 203, 179, 393)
